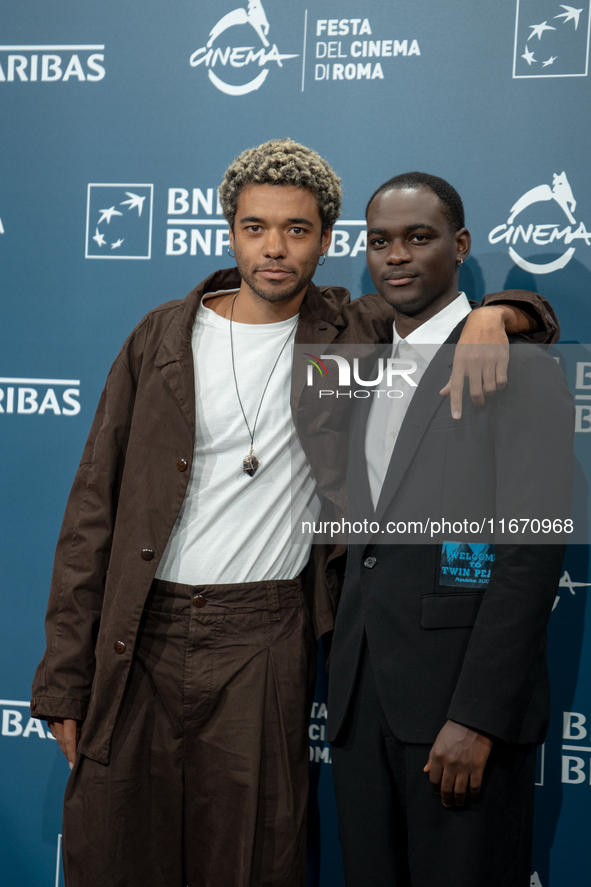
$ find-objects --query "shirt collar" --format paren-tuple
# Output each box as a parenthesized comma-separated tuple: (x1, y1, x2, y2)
(392, 292, 472, 350)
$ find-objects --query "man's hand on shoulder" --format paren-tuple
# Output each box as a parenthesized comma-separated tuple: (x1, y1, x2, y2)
(440, 304, 536, 419)
(424, 719, 493, 808)
(47, 716, 79, 769)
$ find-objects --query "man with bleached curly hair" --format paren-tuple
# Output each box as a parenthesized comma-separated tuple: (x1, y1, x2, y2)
(31, 138, 557, 887)
(219, 138, 343, 232)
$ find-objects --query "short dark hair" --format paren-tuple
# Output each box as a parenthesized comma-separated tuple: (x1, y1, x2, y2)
(365, 172, 465, 231)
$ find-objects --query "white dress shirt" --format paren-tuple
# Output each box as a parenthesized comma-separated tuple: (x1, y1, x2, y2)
(365, 293, 472, 509)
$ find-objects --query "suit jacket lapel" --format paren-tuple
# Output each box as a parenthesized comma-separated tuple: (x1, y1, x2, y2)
(373, 324, 463, 525)
(347, 385, 376, 521)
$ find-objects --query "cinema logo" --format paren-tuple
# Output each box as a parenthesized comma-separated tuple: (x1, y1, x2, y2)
(190, 0, 298, 96)
(552, 569, 591, 610)
(0, 377, 80, 416)
(304, 352, 419, 398)
(0, 44, 105, 82)
(488, 172, 591, 274)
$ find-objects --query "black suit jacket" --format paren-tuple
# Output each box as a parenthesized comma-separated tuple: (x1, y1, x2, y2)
(327, 322, 574, 746)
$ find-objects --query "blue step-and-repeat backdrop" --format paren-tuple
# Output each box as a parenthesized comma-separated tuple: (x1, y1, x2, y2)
(1, 1, 591, 885)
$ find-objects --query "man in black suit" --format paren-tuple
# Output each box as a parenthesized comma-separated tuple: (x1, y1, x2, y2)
(327, 173, 574, 887)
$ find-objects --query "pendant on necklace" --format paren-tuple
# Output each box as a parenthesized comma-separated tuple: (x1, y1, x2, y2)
(243, 450, 259, 477)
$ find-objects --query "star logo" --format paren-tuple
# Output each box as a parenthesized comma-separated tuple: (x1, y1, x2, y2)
(85, 184, 154, 259)
(513, 1, 590, 78)
(97, 206, 123, 225)
(528, 20, 557, 40)
(555, 5, 584, 28)
(120, 192, 146, 216)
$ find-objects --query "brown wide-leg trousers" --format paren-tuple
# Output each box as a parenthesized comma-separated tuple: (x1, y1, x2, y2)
(63, 577, 316, 887)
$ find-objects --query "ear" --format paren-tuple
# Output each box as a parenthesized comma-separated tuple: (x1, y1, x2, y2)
(320, 225, 333, 257)
(455, 227, 471, 264)
(229, 226, 235, 249)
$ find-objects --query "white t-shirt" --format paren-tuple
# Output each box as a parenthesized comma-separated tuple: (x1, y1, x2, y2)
(156, 295, 317, 585)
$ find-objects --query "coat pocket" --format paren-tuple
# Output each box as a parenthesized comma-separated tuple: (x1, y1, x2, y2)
(421, 592, 484, 629)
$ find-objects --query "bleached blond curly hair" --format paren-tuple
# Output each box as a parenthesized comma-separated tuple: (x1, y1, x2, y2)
(219, 138, 342, 231)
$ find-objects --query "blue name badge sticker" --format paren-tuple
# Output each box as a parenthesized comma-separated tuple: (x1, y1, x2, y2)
(439, 543, 496, 588)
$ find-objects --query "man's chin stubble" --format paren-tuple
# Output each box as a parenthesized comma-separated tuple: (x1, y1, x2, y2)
(247, 274, 312, 304)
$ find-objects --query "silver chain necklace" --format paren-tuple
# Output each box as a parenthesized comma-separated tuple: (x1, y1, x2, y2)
(229, 297, 297, 477)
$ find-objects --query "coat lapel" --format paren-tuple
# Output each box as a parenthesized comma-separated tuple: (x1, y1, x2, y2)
(155, 268, 242, 434)
(291, 280, 347, 413)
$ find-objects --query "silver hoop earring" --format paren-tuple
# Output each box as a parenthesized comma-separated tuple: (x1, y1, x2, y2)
(228, 247, 236, 258)
(457, 258, 464, 267)
(318, 254, 326, 266)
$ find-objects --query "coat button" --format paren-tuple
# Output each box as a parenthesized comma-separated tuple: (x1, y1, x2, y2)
(114, 641, 126, 654)
(364, 556, 377, 569)
(192, 594, 206, 608)
(177, 458, 188, 472)
(141, 549, 155, 561)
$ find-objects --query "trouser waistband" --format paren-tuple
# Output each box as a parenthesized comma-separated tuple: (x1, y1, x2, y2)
(149, 576, 302, 622)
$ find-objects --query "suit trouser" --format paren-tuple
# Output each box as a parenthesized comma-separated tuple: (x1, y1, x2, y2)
(62, 576, 316, 887)
(330, 644, 537, 887)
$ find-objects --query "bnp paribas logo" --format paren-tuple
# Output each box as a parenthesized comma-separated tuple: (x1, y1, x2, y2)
(488, 172, 591, 274)
(85, 183, 154, 259)
(513, 1, 591, 77)
(190, 0, 299, 96)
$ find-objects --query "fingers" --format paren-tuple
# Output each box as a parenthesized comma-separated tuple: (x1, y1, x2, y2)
(430, 761, 486, 806)
(47, 717, 78, 769)
(442, 344, 511, 417)
(426, 755, 443, 796)
(452, 773, 469, 807)
(430, 765, 472, 808)
(47, 718, 68, 760)
(439, 378, 451, 398)
(468, 769, 484, 797)
(427, 721, 493, 808)
(481, 361, 497, 397)
(440, 371, 464, 420)
(439, 769, 456, 808)
(62, 719, 78, 769)
(467, 363, 486, 407)
(495, 353, 509, 391)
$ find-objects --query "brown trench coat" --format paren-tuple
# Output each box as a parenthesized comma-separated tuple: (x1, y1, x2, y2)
(30, 267, 558, 764)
